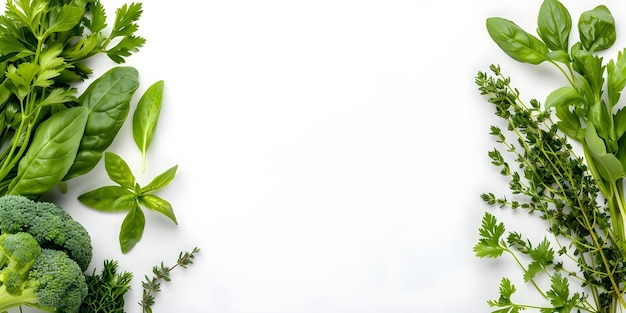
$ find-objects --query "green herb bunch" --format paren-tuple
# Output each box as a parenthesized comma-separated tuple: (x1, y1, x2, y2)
(475, 0, 626, 312)
(0, 0, 144, 196)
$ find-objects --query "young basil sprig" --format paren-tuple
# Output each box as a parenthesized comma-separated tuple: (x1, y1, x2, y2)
(487, 0, 626, 254)
(78, 152, 178, 253)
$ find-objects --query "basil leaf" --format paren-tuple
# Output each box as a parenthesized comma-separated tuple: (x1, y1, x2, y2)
(133, 80, 164, 172)
(578, 5, 616, 53)
(64, 66, 139, 180)
(104, 152, 136, 190)
(141, 164, 177, 193)
(486, 17, 549, 65)
(138, 195, 177, 224)
(537, 0, 571, 52)
(8, 106, 88, 196)
(78, 186, 134, 211)
(119, 204, 145, 254)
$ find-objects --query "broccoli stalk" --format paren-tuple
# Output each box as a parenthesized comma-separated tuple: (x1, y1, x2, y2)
(0, 284, 39, 311)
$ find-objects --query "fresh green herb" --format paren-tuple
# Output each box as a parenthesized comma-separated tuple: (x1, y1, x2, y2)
(133, 80, 165, 173)
(80, 259, 134, 313)
(476, 0, 626, 311)
(78, 152, 178, 253)
(0, 194, 92, 312)
(0, 0, 145, 197)
(139, 247, 200, 313)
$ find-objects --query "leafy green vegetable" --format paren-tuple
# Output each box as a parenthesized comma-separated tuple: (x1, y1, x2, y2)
(64, 66, 140, 180)
(133, 80, 165, 173)
(0, 0, 145, 197)
(78, 152, 178, 253)
(7, 106, 88, 196)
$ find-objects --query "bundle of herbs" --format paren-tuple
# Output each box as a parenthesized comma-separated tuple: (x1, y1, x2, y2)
(475, 0, 626, 312)
(0, 0, 199, 312)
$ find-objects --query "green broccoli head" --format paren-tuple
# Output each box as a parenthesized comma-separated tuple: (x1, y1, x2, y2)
(0, 232, 42, 296)
(0, 237, 87, 313)
(28, 249, 88, 313)
(0, 195, 92, 271)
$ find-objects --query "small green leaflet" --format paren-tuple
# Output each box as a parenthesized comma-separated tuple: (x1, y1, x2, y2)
(133, 80, 164, 172)
(474, 212, 506, 258)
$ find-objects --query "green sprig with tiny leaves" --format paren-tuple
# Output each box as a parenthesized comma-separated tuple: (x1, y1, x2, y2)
(139, 247, 200, 313)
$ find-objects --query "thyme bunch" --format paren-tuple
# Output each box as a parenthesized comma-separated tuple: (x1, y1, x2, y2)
(475, 65, 626, 312)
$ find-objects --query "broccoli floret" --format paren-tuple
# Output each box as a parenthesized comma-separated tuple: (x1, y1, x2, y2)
(0, 195, 92, 271)
(0, 233, 42, 296)
(0, 248, 88, 313)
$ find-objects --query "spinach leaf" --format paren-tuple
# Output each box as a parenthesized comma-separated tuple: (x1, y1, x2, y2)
(8, 106, 88, 196)
(64, 66, 139, 180)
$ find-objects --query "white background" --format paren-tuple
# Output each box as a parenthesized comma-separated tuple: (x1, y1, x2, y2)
(15, 0, 626, 312)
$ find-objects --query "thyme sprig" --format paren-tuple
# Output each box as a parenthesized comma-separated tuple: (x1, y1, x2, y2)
(139, 247, 200, 313)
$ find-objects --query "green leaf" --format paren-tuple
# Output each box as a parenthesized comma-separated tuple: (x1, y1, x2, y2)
(141, 165, 178, 193)
(578, 5, 616, 52)
(78, 186, 134, 211)
(111, 3, 143, 38)
(104, 152, 136, 190)
(105, 3, 145, 63)
(571, 43, 605, 95)
(8, 107, 88, 196)
(523, 238, 554, 281)
(615, 107, 626, 140)
(486, 17, 549, 64)
(119, 204, 145, 254)
(64, 66, 139, 180)
(133, 80, 164, 172)
(487, 278, 522, 313)
(474, 212, 506, 258)
(547, 273, 570, 308)
(585, 124, 624, 182)
(537, 0, 571, 52)
(106, 36, 146, 64)
(608, 49, 626, 106)
(84, 0, 107, 33)
(545, 86, 584, 110)
(137, 195, 177, 225)
(43, 5, 84, 37)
